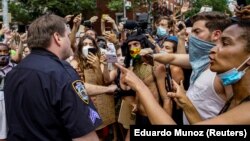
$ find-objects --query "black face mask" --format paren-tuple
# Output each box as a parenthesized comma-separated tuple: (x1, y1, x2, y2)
(0, 55, 10, 66)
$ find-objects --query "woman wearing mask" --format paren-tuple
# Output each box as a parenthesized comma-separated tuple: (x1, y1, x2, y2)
(115, 5, 250, 124)
(70, 35, 116, 140)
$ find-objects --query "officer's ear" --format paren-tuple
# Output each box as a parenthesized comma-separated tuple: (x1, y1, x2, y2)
(53, 32, 62, 46)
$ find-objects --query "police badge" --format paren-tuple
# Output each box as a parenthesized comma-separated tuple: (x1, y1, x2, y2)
(72, 80, 89, 104)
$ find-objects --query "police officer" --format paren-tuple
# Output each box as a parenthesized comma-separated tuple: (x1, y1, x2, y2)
(0, 43, 15, 141)
(4, 14, 105, 141)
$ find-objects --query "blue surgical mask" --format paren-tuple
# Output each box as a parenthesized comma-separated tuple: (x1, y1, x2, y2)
(157, 26, 168, 37)
(188, 35, 215, 84)
(218, 57, 250, 86)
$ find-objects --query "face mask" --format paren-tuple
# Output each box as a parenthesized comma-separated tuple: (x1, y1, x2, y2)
(157, 26, 168, 37)
(188, 35, 215, 84)
(82, 45, 93, 58)
(0, 55, 10, 66)
(130, 48, 141, 59)
(218, 57, 250, 86)
(160, 50, 167, 54)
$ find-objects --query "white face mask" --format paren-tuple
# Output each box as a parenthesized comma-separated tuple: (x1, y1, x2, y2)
(82, 45, 93, 58)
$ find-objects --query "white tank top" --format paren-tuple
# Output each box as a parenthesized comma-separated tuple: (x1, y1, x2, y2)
(183, 69, 225, 124)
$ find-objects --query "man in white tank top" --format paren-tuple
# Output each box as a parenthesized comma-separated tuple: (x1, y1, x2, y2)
(183, 69, 225, 124)
(141, 12, 232, 124)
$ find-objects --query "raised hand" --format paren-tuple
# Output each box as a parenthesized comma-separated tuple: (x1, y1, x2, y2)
(181, 1, 190, 14)
(89, 16, 98, 23)
(64, 15, 74, 23)
(105, 15, 115, 24)
(100, 53, 107, 65)
(87, 52, 100, 69)
(167, 80, 189, 109)
(73, 13, 82, 27)
(114, 63, 144, 91)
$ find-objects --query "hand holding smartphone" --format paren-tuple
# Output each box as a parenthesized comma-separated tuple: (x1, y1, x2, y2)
(88, 48, 97, 55)
(106, 52, 117, 63)
(178, 24, 184, 31)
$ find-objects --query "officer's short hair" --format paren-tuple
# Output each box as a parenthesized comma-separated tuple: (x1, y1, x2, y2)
(27, 14, 66, 49)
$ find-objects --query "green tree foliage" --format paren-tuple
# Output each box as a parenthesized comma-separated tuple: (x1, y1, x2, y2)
(9, 0, 96, 24)
(107, 0, 153, 12)
(185, 0, 230, 18)
(107, 0, 123, 12)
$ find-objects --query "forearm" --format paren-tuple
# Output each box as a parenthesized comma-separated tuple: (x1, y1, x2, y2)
(156, 77, 173, 115)
(85, 83, 114, 95)
(123, 96, 136, 104)
(11, 42, 24, 63)
(154, 53, 173, 64)
(69, 24, 79, 52)
(162, 98, 173, 116)
(102, 64, 112, 84)
(101, 21, 105, 34)
(176, 38, 186, 54)
(154, 44, 161, 53)
(183, 100, 203, 124)
(112, 22, 119, 33)
(154, 53, 191, 69)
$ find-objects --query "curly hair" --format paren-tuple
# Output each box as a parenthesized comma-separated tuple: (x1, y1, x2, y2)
(235, 5, 250, 52)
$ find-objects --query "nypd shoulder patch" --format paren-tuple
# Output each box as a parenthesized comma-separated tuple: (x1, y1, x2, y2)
(72, 80, 89, 104)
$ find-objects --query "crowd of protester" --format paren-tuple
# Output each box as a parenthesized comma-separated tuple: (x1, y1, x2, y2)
(0, 1, 250, 141)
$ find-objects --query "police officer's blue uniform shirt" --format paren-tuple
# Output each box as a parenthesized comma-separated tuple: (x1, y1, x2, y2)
(4, 48, 102, 141)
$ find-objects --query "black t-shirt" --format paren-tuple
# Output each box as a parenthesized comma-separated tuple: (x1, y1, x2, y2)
(4, 49, 102, 141)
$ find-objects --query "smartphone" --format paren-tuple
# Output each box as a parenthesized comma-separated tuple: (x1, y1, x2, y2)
(106, 53, 117, 63)
(105, 27, 112, 34)
(166, 74, 173, 92)
(178, 24, 184, 31)
(165, 65, 173, 92)
(88, 48, 97, 55)
(143, 54, 154, 66)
